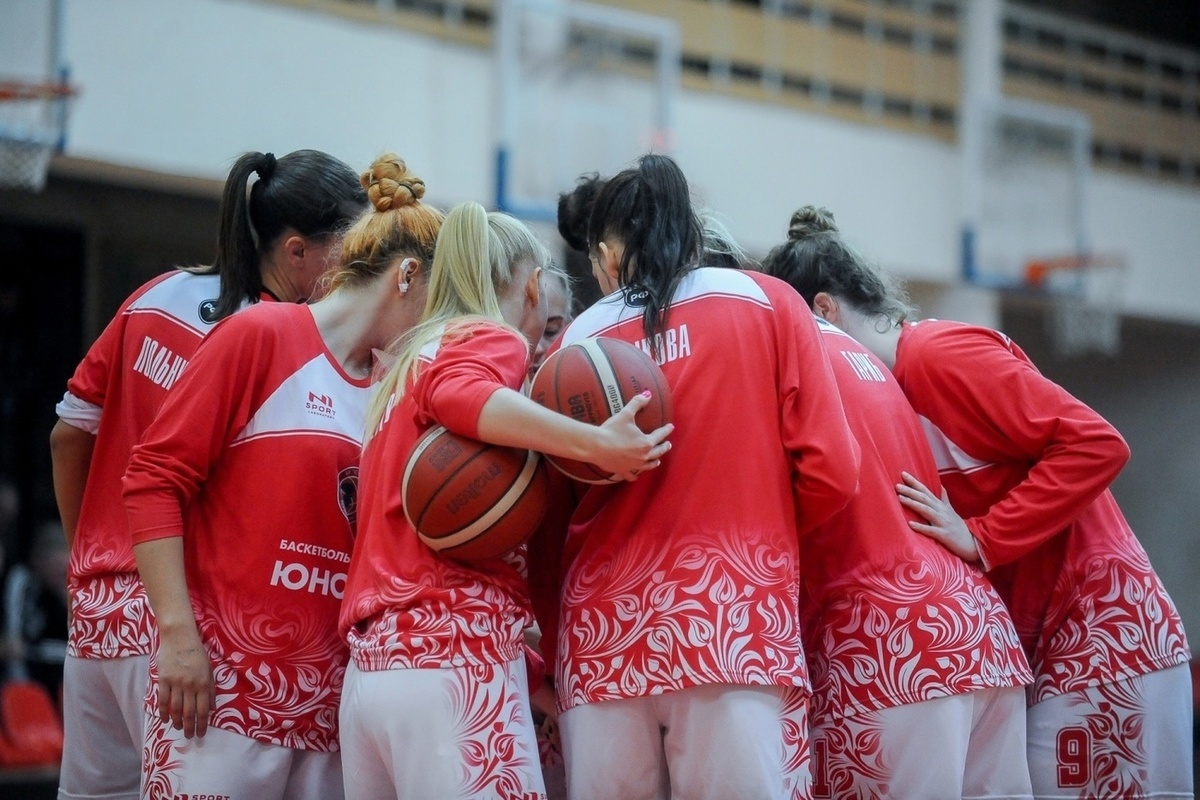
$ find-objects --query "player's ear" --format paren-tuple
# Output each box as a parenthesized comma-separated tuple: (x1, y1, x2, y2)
(525, 266, 543, 309)
(283, 234, 307, 266)
(397, 258, 421, 294)
(812, 292, 840, 324)
(597, 241, 621, 282)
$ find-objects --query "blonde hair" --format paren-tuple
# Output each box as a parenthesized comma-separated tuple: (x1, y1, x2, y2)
(364, 202, 551, 441)
(317, 153, 444, 295)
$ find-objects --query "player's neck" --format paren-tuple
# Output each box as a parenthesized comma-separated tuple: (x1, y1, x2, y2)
(845, 312, 901, 370)
(309, 285, 388, 379)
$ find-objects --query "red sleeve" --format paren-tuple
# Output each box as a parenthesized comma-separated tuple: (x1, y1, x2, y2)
(122, 312, 280, 543)
(910, 327, 1129, 567)
(768, 280, 861, 534)
(67, 311, 124, 408)
(65, 276, 170, 406)
(415, 323, 531, 438)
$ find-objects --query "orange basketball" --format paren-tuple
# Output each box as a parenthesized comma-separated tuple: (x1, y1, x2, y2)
(402, 426, 549, 561)
(529, 337, 673, 483)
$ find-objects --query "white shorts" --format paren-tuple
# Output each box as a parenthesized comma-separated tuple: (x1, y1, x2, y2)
(811, 686, 1032, 800)
(559, 684, 811, 800)
(339, 658, 545, 800)
(58, 653, 149, 800)
(1027, 664, 1194, 799)
(141, 713, 342, 800)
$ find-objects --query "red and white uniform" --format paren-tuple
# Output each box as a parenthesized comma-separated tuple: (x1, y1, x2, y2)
(804, 320, 1033, 796)
(339, 323, 545, 799)
(892, 319, 1189, 698)
(803, 319, 1031, 722)
(340, 323, 535, 671)
(58, 270, 225, 659)
(545, 267, 859, 710)
(124, 302, 369, 752)
(893, 319, 1192, 797)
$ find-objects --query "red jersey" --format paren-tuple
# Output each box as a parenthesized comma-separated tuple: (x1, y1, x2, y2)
(542, 268, 861, 713)
(893, 319, 1189, 702)
(58, 270, 225, 659)
(123, 303, 370, 751)
(340, 323, 534, 673)
(802, 320, 1031, 725)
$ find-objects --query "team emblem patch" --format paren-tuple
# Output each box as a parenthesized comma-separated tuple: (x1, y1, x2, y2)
(198, 299, 219, 324)
(624, 287, 651, 307)
(338, 466, 359, 528)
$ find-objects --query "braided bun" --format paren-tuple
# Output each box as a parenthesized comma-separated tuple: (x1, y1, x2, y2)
(361, 154, 426, 212)
(787, 206, 838, 240)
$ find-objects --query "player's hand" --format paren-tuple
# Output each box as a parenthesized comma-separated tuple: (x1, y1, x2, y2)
(896, 471, 981, 563)
(594, 391, 673, 481)
(155, 628, 215, 739)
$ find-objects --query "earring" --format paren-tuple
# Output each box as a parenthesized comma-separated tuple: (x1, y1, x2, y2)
(398, 281, 409, 293)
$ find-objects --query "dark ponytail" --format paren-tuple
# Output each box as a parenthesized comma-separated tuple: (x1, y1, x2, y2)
(761, 205, 912, 323)
(587, 154, 701, 349)
(208, 149, 366, 320)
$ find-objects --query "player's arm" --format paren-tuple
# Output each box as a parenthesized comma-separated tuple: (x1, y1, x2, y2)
(124, 316, 270, 738)
(895, 471, 981, 562)
(49, 419, 96, 550)
(913, 330, 1128, 569)
(132, 536, 213, 738)
(777, 294, 861, 533)
(423, 326, 672, 481)
(52, 305, 127, 549)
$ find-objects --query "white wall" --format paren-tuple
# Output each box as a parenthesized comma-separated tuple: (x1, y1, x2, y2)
(33, 0, 1200, 323)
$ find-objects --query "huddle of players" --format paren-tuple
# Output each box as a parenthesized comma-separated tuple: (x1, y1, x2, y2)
(49, 147, 1190, 800)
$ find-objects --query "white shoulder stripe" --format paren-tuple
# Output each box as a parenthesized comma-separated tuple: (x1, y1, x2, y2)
(233, 356, 371, 446)
(917, 415, 993, 475)
(563, 268, 771, 343)
(127, 272, 222, 336)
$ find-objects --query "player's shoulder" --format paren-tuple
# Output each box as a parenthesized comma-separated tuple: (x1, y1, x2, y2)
(682, 267, 781, 309)
(200, 300, 310, 357)
(437, 319, 527, 358)
(124, 269, 223, 330)
(904, 318, 1014, 354)
(815, 316, 862, 346)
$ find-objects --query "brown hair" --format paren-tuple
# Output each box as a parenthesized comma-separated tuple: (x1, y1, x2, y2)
(762, 205, 913, 323)
(321, 154, 444, 293)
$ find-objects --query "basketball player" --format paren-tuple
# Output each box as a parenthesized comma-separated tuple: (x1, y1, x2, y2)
(539, 155, 861, 800)
(337, 201, 671, 800)
(763, 209, 1034, 798)
(49, 149, 364, 800)
(121, 155, 442, 800)
(780, 207, 1193, 798)
(530, 268, 574, 380)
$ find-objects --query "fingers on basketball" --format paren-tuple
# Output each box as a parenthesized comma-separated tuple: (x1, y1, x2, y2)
(529, 337, 673, 484)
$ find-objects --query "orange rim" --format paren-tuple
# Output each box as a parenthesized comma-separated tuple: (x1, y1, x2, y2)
(0, 80, 78, 102)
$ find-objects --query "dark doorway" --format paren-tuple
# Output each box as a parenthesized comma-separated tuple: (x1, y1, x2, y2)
(0, 221, 85, 564)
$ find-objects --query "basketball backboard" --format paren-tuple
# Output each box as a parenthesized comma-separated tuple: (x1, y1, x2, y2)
(492, 0, 681, 221)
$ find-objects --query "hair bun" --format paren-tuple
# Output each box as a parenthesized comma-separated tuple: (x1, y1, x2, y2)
(362, 154, 426, 212)
(787, 206, 838, 240)
(255, 152, 277, 181)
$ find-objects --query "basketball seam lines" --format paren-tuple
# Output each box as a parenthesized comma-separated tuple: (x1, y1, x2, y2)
(430, 450, 541, 549)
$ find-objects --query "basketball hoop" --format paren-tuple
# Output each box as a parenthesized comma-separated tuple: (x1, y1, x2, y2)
(1023, 253, 1127, 358)
(0, 78, 77, 192)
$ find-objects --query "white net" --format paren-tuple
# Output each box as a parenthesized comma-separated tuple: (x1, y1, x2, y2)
(0, 129, 57, 191)
(0, 85, 69, 191)
(1033, 256, 1127, 358)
